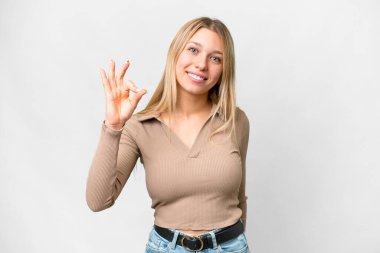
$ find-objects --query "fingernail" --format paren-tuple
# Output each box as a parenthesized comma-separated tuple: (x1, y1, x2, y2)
(136, 88, 141, 92)
(126, 59, 130, 64)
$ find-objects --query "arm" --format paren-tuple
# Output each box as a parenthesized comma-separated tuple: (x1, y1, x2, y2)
(85, 120, 140, 212)
(86, 60, 147, 212)
(237, 109, 250, 230)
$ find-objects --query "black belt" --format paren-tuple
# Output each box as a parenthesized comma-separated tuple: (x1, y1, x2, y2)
(154, 220, 244, 251)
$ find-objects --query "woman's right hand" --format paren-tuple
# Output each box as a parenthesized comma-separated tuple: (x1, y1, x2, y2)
(100, 60, 147, 129)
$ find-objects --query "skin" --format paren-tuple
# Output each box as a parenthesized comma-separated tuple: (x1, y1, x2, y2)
(101, 28, 224, 235)
(175, 28, 223, 105)
(101, 60, 147, 129)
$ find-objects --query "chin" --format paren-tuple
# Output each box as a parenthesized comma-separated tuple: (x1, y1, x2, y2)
(184, 87, 212, 97)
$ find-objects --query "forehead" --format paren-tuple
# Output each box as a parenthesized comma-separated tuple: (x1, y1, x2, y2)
(187, 28, 223, 52)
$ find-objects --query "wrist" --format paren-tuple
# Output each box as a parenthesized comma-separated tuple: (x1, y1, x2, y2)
(104, 121, 125, 130)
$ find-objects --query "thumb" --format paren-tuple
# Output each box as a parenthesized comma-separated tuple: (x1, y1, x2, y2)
(130, 89, 148, 106)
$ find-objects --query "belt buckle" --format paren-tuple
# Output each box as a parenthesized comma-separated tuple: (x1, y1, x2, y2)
(181, 235, 204, 251)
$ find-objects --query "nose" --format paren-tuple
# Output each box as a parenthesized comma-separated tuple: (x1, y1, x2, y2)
(194, 54, 208, 71)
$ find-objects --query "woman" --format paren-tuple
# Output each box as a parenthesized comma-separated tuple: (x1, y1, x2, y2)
(86, 17, 251, 253)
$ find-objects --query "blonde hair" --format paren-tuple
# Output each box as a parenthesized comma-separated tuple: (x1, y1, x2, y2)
(138, 17, 237, 138)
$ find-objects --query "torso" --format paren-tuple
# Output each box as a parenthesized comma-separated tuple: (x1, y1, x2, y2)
(158, 103, 218, 235)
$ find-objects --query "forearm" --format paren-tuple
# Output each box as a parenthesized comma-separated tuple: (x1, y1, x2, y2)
(86, 122, 123, 212)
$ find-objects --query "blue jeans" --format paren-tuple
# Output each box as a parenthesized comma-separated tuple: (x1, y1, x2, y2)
(145, 224, 251, 253)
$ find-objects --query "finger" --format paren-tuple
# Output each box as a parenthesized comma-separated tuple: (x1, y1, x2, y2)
(100, 68, 111, 94)
(125, 79, 140, 93)
(116, 60, 130, 88)
(129, 89, 148, 107)
(121, 81, 130, 99)
(108, 59, 116, 90)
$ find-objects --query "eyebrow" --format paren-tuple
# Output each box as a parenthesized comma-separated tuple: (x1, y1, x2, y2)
(187, 41, 223, 55)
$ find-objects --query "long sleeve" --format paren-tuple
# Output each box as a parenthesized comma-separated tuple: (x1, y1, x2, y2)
(237, 109, 250, 230)
(85, 120, 140, 212)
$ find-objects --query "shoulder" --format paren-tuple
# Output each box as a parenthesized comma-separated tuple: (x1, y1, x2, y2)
(124, 114, 140, 127)
(125, 112, 157, 127)
(235, 107, 250, 129)
(123, 113, 161, 138)
(122, 114, 143, 136)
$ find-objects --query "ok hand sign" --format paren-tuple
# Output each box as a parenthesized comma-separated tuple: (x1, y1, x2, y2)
(100, 60, 147, 129)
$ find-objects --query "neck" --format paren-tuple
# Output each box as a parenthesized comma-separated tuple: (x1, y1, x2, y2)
(174, 91, 211, 118)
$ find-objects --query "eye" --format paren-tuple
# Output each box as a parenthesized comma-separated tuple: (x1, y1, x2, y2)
(188, 47, 198, 53)
(211, 56, 222, 63)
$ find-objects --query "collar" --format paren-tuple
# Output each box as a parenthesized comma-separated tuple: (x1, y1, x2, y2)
(135, 103, 223, 122)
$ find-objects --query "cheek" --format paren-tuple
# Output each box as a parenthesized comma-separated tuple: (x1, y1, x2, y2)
(178, 53, 192, 67)
(175, 59, 184, 77)
(212, 67, 223, 82)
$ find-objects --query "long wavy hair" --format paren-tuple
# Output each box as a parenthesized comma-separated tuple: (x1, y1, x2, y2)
(138, 17, 237, 138)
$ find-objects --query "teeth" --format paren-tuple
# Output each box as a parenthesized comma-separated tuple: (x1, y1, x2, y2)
(188, 73, 205, 81)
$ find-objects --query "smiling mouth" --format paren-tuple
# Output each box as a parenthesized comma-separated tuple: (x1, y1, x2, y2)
(187, 72, 208, 81)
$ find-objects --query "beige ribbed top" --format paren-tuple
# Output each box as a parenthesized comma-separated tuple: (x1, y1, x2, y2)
(86, 104, 250, 230)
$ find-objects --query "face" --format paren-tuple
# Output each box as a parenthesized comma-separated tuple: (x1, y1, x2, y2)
(175, 28, 223, 98)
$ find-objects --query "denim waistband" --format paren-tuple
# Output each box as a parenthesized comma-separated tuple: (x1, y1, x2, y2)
(167, 218, 242, 236)
(168, 226, 224, 236)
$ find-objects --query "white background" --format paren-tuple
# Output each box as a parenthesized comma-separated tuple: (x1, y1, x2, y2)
(1, 0, 379, 252)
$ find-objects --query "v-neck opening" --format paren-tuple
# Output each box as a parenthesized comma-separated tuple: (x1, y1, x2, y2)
(157, 104, 216, 156)
(163, 118, 211, 149)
